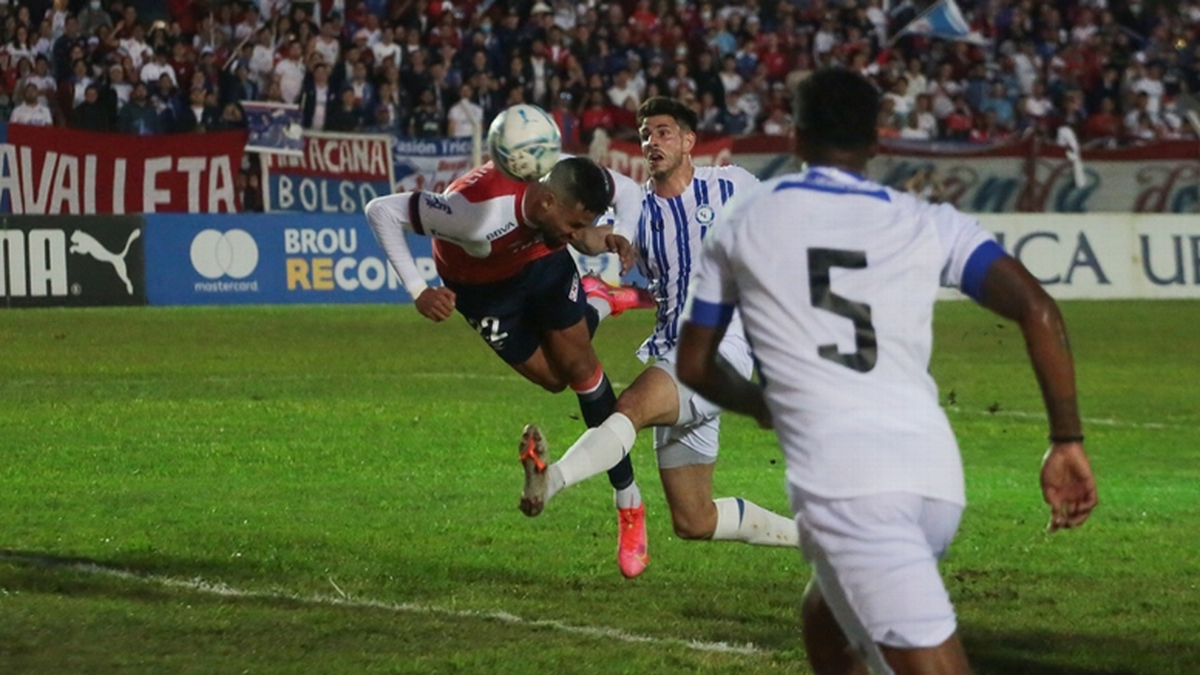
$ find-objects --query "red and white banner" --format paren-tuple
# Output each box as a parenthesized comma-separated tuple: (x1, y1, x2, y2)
(0, 126, 247, 214)
(599, 137, 735, 183)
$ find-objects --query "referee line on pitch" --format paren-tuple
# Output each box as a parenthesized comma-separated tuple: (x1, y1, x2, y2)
(0, 552, 764, 657)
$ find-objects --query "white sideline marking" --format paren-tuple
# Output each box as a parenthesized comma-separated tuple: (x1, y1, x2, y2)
(946, 407, 1181, 430)
(14, 558, 765, 657)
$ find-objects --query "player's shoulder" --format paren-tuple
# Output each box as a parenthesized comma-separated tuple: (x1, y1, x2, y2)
(446, 162, 520, 202)
(696, 163, 758, 185)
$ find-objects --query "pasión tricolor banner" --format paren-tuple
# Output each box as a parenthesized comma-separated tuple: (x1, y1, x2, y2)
(0, 125, 246, 214)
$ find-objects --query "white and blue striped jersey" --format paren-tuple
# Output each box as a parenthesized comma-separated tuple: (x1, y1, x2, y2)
(614, 164, 759, 362)
(684, 166, 1006, 505)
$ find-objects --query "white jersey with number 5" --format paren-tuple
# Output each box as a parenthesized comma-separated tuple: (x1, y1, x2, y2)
(684, 167, 1006, 505)
(615, 164, 759, 362)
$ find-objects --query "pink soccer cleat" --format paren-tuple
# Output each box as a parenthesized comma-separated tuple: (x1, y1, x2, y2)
(616, 504, 649, 578)
(582, 274, 656, 318)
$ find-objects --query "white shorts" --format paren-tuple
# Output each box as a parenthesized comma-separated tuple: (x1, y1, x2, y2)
(650, 335, 755, 469)
(791, 489, 963, 674)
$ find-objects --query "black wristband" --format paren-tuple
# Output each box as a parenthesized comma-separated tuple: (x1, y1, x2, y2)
(1050, 434, 1084, 444)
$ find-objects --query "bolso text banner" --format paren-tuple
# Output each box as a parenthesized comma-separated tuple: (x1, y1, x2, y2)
(262, 131, 395, 214)
(0, 126, 247, 214)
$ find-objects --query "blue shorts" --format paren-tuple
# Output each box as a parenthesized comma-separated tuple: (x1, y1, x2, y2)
(446, 249, 587, 365)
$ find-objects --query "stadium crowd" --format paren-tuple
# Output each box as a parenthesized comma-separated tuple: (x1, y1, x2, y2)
(2, 0, 1199, 148)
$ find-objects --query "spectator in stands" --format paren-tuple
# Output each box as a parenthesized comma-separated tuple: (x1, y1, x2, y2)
(372, 26, 402, 70)
(78, 0, 113, 37)
(52, 15, 85, 80)
(26, 54, 56, 105)
(141, 45, 178, 88)
(9, 81, 53, 126)
(69, 83, 110, 131)
(300, 62, 335, 131)
(273, 38, 305, 104)
(551, 91, 580, 146)
(117, 81, 161, 134)
(177, 84, 218, 133)
(407, 87, 440, 137)
(944, 95, 975, 141)
(580, 87, 615, 144)
(1085, 96, 1122, 145)
(979, 82, 1016, 131)
(248, 26, 275, 87)
(446, 82, 482, 138)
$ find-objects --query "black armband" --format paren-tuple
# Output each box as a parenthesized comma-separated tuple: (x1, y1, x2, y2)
(1050, 434, 1084, 444)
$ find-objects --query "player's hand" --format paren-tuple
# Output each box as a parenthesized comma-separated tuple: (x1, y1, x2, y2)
(604, 233, 636, 275)
(415, 286, 456, 322)
(1040, 442, 1098, 532)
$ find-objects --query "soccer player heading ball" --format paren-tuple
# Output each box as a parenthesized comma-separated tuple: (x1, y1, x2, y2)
(677, 68, 1098, 674)
(366, 155, 655, 574)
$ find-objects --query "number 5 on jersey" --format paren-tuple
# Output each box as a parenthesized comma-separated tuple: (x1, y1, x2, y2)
(808, 248, 877, 373)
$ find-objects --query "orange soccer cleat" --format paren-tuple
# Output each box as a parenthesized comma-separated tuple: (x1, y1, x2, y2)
(519, 424, 548, 517)
(616, 504, 649, 578)
(582, 274, 656, 318)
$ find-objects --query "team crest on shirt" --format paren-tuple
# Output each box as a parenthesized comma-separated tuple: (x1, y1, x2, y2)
(568, 274, 580, 301)
(696, 205, 716, 224)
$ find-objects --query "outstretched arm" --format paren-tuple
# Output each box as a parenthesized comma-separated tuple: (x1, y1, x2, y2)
(979, 255, 1097, 531)
(365, 193, 456, 322)
(677, 321, 772, 429)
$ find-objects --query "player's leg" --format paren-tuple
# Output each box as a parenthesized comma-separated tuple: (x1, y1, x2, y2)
(657, 419, 797, 547)
(656, 343, 798, 546)
(800, 580, 870, 675)
(794, 491, 970, 675)
(524, 251, 648, 576)
(529, 364, 681, 509)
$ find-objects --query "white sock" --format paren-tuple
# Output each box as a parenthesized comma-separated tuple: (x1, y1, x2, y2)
(712, 497, 798, 547)
(613, 482, 642, 510)
(545, 413, 637, 502)
(587, 296, 612, 321)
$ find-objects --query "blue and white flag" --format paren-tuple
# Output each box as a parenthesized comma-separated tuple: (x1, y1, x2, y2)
(243, 101, 305, 157)
(894, 0, 988, 44)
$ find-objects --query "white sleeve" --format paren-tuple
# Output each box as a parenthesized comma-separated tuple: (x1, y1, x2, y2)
(683, 214, 740, 327)
(364, 192, 429, 299)
(923, 200, 998, 289)
(606, 168, 645, 242)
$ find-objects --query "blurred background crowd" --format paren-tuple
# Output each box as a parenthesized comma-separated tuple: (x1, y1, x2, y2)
(2, 0, 1199, 149)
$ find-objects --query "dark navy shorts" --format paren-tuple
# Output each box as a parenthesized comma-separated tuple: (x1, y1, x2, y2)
(446, 249, 587, 365)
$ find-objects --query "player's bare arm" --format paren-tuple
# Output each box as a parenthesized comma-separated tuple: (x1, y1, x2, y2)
(677, 322, 772, 429)
(980, 255, 1098, 531)
(568, 225, 636, 274)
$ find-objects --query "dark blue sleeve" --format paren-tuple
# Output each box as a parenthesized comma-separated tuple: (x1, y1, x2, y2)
(687, 299, 735, 328)
(959, 240, 1008, 303)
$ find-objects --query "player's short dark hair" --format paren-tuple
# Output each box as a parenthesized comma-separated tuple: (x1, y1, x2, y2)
(793, 68, 880, 152)
(544, 156, 614, 215)
(637, 96, 698, 133)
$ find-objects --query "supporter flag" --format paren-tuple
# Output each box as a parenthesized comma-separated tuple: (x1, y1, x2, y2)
(893, 0, 988, 45)
(243, 101, 304, 157)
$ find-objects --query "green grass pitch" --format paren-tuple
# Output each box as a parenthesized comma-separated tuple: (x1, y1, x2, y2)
(1, 301, 1198, 674)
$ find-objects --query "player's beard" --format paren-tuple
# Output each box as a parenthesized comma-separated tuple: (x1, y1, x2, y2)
(649, 151, 682, 182)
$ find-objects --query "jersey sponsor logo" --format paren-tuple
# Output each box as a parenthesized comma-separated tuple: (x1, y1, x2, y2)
(485, 222, 517, 241)
(423, 193, 452, 216)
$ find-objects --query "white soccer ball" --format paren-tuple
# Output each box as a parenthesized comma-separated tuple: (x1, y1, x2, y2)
(487, 104, 562, 182)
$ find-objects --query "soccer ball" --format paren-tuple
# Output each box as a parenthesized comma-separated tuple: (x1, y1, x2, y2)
(487, 104, 562, 182)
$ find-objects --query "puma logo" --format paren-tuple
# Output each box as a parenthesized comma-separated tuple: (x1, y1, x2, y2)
(69, 230, 141, 295)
